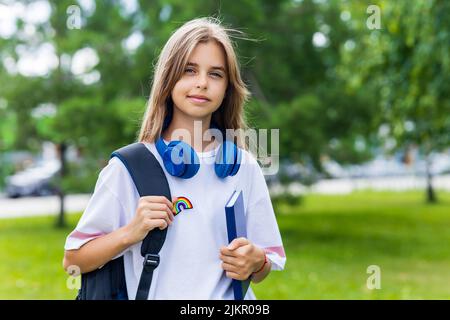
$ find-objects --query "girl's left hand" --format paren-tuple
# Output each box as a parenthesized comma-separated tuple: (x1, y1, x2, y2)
(219, 237, 266, 281)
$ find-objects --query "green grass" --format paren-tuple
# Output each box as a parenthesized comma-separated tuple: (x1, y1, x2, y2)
(0, 214, 81, 299)
(254, 190, 450, 299)
(1, 190, 450, 299)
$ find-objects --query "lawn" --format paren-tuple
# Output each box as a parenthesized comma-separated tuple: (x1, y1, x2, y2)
(1, 191, 449, 299)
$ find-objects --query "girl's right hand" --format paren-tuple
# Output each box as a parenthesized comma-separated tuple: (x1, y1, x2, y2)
(124, 196, 176, 246)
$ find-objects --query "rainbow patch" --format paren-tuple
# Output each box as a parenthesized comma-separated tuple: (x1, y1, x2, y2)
(173, 196, 193, 215)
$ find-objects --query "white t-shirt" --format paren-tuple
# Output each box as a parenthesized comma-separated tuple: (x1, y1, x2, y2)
(65, 141, 286, 300)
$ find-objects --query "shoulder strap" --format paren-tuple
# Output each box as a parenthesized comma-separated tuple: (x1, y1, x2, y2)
(110, 142, 171, 300)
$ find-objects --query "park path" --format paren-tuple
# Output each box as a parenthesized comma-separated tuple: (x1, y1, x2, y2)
(2, 174, 450, 219)
(0, 194, 91, 219)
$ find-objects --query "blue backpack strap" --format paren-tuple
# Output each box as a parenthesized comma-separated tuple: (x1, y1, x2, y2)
(111, 142, 171, 300)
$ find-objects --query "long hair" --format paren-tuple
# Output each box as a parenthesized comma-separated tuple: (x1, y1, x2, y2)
(137, 17, 251, 149)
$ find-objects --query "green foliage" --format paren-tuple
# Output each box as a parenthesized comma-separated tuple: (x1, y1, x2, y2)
(342, 0, 450, 154)
(273, 94, 326, 166)
(36, 96, 145, 158)
(61, 159, 102, 194)
(1, 0, 448, 191)
(2, 0, 375, 163)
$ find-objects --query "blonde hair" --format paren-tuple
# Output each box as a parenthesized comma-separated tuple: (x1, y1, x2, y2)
(137, 17, 251, 149)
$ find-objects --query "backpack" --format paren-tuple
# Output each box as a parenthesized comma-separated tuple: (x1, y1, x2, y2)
(76, 142, 171, 300)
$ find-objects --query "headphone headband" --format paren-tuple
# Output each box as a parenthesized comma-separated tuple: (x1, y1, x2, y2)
(157, 114, 240, 179)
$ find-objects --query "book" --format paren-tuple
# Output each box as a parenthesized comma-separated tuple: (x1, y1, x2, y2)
(225, 189, 250, 300)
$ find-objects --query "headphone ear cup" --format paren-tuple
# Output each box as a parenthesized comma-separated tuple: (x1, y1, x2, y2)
(215, 141, 238, 178)
(161, 141, 200, 179)
(179, 141, 200, 179)
(229, 145, 241, 176)
(162, 141, 186, 177)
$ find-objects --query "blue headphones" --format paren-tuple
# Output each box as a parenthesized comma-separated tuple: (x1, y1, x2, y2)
(155, 118, 242, 179)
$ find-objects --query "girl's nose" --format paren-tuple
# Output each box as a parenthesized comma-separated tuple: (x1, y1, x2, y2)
(196, 73, 208, 89)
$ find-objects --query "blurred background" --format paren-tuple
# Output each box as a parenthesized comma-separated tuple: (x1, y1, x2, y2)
(0, 0, 449, 299)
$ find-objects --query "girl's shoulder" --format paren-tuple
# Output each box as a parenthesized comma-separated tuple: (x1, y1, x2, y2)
(92, 156, 140, 217)
(240, 148, 259, 165)
(98, 156, 130, 182)
(94, 156, 138, 198)
(239, 148, 262, 176)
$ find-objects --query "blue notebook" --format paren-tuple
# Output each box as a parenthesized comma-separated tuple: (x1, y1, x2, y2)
(225, 190, 250, 300)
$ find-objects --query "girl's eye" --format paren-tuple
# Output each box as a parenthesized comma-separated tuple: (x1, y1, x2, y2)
(184, 68, 223, 78)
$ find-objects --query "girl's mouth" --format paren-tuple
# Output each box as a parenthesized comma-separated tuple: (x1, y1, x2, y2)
(187, 96, 210, 103)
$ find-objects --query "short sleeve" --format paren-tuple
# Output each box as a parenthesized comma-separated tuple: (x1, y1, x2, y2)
(244, 152, 286, 271)
(64, 157, 139, 257)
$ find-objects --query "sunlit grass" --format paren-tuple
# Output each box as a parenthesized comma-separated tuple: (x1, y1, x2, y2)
(1, 190, 449, 299)
(0, 214, 81, 299)
(253, 190, 450, 299)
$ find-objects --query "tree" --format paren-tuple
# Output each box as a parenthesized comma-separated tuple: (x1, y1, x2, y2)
(1, 0, 141, 226)
(1, 0, 394, 221)
(340, 0, 450, 202)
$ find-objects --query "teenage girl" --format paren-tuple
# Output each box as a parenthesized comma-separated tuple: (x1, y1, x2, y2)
(63, 17, 286, 300)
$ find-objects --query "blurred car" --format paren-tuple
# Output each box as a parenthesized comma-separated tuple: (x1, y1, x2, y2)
(264, 159, 322, 187)
(5, 159, 61, 198)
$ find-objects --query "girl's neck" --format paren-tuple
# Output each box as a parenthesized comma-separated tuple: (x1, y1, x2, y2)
(162, 113, 218, 153)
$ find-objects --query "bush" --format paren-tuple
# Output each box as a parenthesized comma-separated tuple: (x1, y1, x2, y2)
(272, 192, 303, 210)
(61, 158, 102, 194)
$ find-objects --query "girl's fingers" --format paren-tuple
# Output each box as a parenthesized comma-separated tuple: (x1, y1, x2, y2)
(221, 262, 239, 273)
(166, 204, 175, 221)
(155, 203, 175, 221)
(147, 210, 172, 226)
(162, 196, 176, 214)
(158, 198, 177, 218)
(225, 271, 241, 280)
(141, 196, 175, 212)
(153, 219, 168, 230)
(140, 196, 176, 220)
(220, 254, 238, 265)
(161, 196, 175, 213)
(145, 203, 174, 221)
(220, 246, 237, 257)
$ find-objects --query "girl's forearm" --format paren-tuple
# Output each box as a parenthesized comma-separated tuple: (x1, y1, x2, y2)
(63, 225, 132, 274)
(250, 255, 272, 284)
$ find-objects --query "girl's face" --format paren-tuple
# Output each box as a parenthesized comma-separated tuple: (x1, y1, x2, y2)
(171, 41, 228, 123)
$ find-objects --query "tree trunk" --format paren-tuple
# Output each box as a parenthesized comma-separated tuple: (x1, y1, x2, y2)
(425, 154, 437, 203)
(55, 142, 67, 228)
